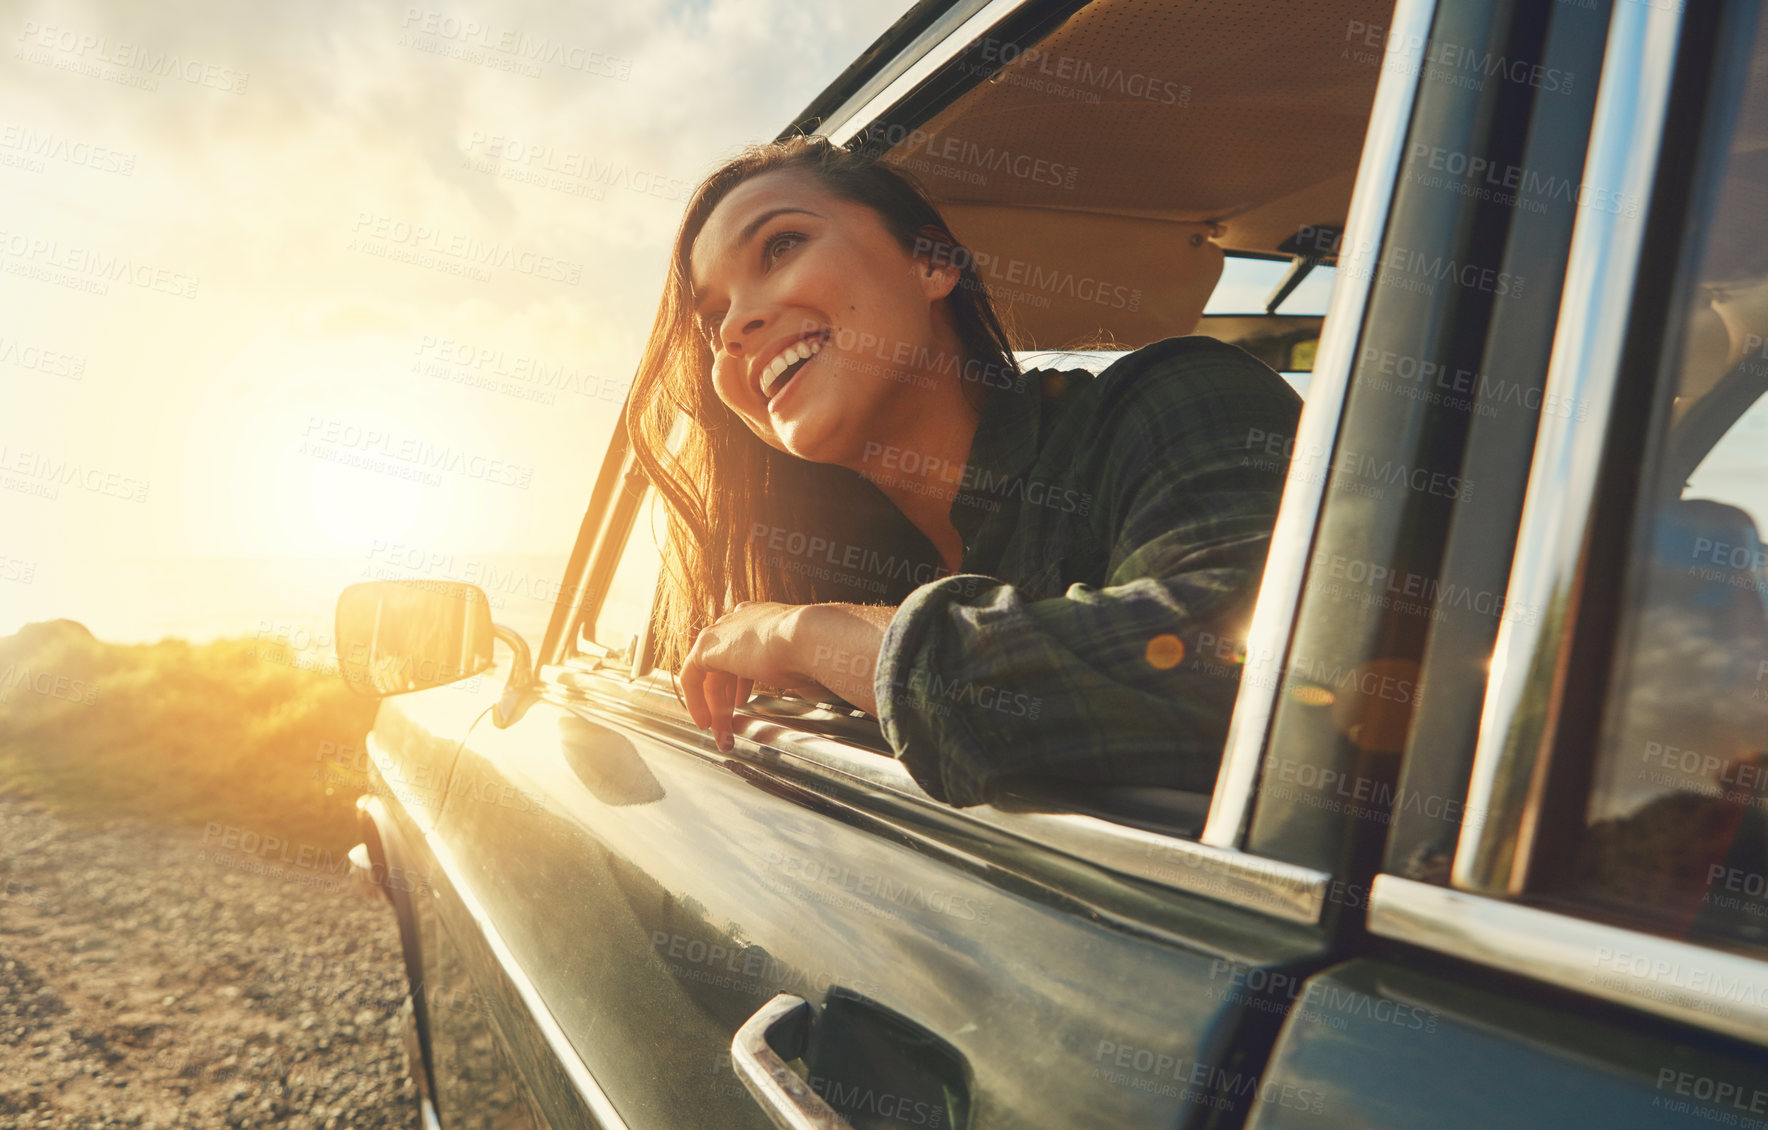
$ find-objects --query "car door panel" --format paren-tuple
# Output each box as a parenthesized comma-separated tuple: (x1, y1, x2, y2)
(357, 655, 581, 1129)
(1246, 959, 1768, 1130)
(364, 659, 502, 830)
(432, 670, 1332, 1128)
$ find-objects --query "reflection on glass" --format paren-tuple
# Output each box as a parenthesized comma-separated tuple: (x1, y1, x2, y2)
(1570, 14, 1768, 951)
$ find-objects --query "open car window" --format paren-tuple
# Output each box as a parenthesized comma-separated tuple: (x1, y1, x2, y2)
(560, 0, 1396, 863)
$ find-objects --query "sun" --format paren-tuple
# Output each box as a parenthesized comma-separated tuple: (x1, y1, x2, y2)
(304, 457, 422, 551)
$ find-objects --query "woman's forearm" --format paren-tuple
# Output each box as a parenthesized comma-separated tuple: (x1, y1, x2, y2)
(788, 601, 897, 716)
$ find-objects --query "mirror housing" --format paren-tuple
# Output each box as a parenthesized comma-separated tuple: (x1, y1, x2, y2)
(334, 581, 497, 697)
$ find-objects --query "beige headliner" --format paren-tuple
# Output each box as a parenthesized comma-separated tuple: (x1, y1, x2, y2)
(879, 0, 1390, 348)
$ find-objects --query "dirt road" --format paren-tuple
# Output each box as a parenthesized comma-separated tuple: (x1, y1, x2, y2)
(0, 794, 420, 1130)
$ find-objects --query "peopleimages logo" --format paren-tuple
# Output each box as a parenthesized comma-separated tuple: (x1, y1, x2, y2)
(0, 124, 137, 175)
(0, 443, 150, 502)
(763, 848, 991, 924)
(750, 522, 956, 587)
(300, 416, 534, 489)
(972, 36, 1189, 106)
(0, 229, 199, 299)
(350, 212, 583, 285)
(859, 441, 1092, 516)
(0, 663, 97, 706)
(913, 235, 1142, 311)
(1343, 21, 1575, 95)
(398, 8, 632, 80)
(1408, 144, 1638, 217)
(904, 669, 1042, 720)
(15, 20, 250, 93)
(860, 123, 1078, 189)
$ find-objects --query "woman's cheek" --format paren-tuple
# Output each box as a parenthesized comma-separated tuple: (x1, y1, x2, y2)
(710, 351, 788, 448)
(710, 350, 748, 405)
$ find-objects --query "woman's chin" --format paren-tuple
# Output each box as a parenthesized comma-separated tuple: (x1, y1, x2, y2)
(775, 427, 843, 466)
(772, 411, 858, 468)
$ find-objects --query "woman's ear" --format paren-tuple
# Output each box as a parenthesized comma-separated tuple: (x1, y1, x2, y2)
(912, 224, 963, 302)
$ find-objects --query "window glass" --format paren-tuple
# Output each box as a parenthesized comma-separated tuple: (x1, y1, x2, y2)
(1564, 13, 1768, 951)
(580, 483, 666, 666)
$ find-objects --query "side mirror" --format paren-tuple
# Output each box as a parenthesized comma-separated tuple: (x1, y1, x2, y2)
(334, 581, 497, 697)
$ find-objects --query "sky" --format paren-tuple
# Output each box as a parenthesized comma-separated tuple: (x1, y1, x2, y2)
(0, 0, 917, 639)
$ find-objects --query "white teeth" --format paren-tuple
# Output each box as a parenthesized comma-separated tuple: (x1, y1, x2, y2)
(761, 335, 825, 398)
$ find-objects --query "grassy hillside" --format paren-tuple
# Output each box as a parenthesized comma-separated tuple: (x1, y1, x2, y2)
(0, 619, 378, 853)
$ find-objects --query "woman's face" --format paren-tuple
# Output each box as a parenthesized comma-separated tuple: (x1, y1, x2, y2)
(688, 168, 960, 466)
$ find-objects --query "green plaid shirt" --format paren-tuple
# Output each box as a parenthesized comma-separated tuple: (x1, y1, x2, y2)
(873, 335, 1303, 806)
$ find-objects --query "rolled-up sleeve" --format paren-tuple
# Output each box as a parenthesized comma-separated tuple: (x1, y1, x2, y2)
(872, 357, 1299, 806)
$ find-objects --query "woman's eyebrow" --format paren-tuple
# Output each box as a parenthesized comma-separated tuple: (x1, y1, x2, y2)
(691, 206, 822, 310)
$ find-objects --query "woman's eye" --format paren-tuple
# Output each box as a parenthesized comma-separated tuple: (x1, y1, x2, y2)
(764, 231, 805, 265)
(697, 232, 804, 353)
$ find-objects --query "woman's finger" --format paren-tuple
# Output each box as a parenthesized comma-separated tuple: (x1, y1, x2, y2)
(705, 668, 738, 751)
(736, 677, 754, 707)
(679, 654, 711, 731)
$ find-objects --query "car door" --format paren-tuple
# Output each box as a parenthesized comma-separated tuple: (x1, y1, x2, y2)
(1248, 0, 1768, 1125)
(431, 440, 1339, 1129)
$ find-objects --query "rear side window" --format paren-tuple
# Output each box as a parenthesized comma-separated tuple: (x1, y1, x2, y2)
(1554, 10, 1768, 952)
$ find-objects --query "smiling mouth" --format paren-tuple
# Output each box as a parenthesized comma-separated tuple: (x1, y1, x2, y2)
(762, 332, 828, 400)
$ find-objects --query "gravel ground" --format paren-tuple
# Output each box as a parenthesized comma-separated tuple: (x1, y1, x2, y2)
(0, 794, 421, 1130)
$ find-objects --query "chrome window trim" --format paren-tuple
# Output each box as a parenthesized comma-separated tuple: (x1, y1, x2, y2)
(1452, 0, 1687, 896)
(364, 732, 634, 1130)
(544, 661, 1332, 925)
(820, 0, 1040, 147)
(1368, 875, 1768, 1049)
(1201, 0, 1440, 849)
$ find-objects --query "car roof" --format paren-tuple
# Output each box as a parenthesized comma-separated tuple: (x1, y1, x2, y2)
(794, 0, 1390, 256)
(786, 0, 1388, 350)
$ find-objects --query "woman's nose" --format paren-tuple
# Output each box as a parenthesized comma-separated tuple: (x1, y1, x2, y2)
(725, 316, 766, 354)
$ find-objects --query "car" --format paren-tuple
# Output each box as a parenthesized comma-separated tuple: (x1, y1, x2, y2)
(334, 0, 1768, 1126)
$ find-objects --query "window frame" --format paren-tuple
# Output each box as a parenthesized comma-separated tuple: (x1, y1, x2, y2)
(1364, 0, 1768, 1049)
(537, 0, 1442, 927)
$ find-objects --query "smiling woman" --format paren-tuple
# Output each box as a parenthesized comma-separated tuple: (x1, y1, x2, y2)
(622, 134, 1301, 807)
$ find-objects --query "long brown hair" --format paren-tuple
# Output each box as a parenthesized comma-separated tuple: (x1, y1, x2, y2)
(624, 134, 1020, 670)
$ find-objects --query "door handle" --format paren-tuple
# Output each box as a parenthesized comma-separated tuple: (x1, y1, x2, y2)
(731, 994, 854, 1130)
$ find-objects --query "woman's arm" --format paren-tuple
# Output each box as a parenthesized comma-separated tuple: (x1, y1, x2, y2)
(871, 357, 1298, 806)
(679, 600, 895, 751)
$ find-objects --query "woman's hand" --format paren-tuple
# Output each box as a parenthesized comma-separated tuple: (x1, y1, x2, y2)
(679, 601, 898, 752)
(680, 601, 824, 752)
